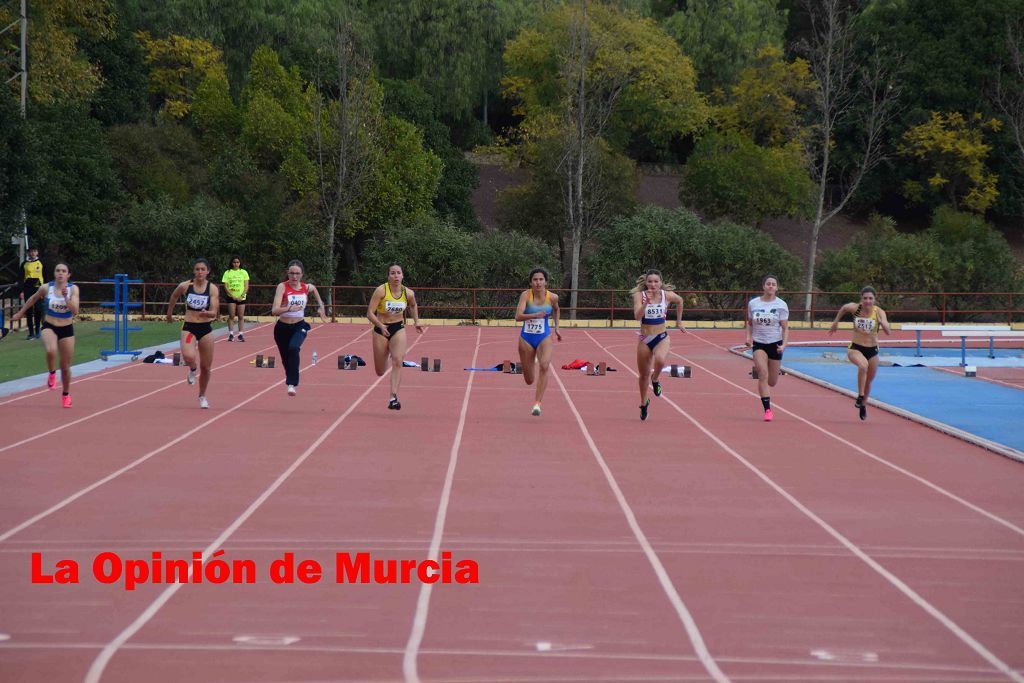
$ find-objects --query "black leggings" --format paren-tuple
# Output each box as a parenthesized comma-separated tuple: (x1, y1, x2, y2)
(274, 320, 310, 386)
(25, 294, 43, 335)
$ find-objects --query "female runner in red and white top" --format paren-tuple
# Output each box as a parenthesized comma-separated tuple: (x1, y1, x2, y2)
(271, 259, 327, 396)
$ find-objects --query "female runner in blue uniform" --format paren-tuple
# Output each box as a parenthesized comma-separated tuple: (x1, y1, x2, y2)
(827, 286, 891, 420)
(12, 262, 80, 407)
(632, 269, 686, 421)
(514, 268, 561, 416)
(166, 259, 220, 409)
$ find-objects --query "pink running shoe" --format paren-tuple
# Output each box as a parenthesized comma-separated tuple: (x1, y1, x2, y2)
(764, 408, 774, 422)
(47, 372, 57, 390)
(62, 394, 72, 408)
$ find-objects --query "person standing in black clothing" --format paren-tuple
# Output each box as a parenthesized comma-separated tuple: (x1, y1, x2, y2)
(19, 246, 44, 339)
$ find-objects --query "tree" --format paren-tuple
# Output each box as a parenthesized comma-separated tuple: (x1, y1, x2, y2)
(26, 105, 123, 277)
(498, 132, 637, 263)
(715, 46, 815, 148)
(381, 78, 480, 228)
(369, 0, 542, 122)
(504, 1, 707, 315)
(0, 95, 35, 240)
(662, 0, 787, 93)
(0, 0, 114, 105)
(799, 0, 901, 319)
(680, 131, 814, 225)
(135, 32, 228, 119)
(899, 112, 1001, 214)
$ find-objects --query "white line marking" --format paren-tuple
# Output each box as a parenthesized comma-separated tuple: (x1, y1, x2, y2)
(680, 334, 1024, 538)
(232, 635, 300, 646)
(551, 369, 730, 683)
(83, 329, 432, 683)
(0, 331, 370, 544)
(0, 327, 291, 453)
(403, 327, 482, 683)
(586, 332, 1024, 683)
(0, 322, 273, 407)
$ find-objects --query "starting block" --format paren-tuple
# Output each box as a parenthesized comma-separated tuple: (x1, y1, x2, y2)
(669, 364, 692, 378)
(253, 354, 275, 368)
(502, 360, 522, 374)
(421, 357, 442, 372)
(588, 361, 607, 376)
(172, 352, 181, 366)
(338, 355, 359, 370)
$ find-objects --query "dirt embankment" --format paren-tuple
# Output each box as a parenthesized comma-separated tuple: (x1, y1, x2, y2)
(470, 159, 864, 270)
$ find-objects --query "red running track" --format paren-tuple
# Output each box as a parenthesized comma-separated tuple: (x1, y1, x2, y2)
(0, 324, 1022, 682)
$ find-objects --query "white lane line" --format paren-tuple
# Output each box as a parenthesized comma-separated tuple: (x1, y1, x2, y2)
(83, 329, 433, 683)
(403, 327, 482, 683)
(551, 369, 730, 683)
(0, 322, 274, 407)
(0, 326, 292, 453)
(678, 333, 1024, 538)
(0, 331, 370, 544)
(586, 332, 1024, 683)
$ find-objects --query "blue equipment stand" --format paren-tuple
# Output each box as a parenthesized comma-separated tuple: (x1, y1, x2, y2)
(100, 274, 143, 360)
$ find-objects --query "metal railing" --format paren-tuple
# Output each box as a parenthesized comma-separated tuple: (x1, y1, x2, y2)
(4, 282, 1018, 326)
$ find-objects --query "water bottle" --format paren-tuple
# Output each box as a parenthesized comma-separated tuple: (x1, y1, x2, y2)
(312, 351, 318, 365)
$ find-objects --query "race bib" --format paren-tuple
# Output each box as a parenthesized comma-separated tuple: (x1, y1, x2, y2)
(49, 297, 69, 313)
(186, 293, 209, 310)
(287, 294, 307, 309)
(753, 310, 775, 326)
(645, 304, 665, 319)
(524, 319, 545, 335)
(385, 300, 406, 314)
(855, 317, 875, 333)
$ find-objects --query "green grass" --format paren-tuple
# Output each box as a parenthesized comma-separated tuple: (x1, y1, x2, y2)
(0, 321, 224, 383)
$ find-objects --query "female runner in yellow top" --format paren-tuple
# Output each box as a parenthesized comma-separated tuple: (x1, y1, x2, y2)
(828, 286, 891, 420)
(12, 261, 80, 407)
(166, 258, 220, 409)
(367, 264, 422, 410)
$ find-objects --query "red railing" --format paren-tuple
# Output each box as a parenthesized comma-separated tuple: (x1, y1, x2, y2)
(2, 283, 1022, 325)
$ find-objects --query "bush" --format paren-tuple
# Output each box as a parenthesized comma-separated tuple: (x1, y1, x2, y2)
(355, 216, 561, 318)
(589, 205, 802, 315)
(815, 210, 1022, 321)
(680, 131, 814, 225)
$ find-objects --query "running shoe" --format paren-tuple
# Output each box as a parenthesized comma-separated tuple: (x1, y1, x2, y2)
(531, 403, 542, 416)
(227, 333, 234, 342)
(287, 384, 296, 396)
(388, 396, 401, 410)
(652, 380, 662, 397)
(854, 396, 863, 408)
(238, 334, 245, 342)
(61, 394, 72, 408)
(187, 368, 197, 385)
(47, 371, 57, 390)
(198, 396, 209, 409)
(859, 403, 867, 420)
(26, 333, 34, 340)
(640, 398, 650, 421)
(764, 408, 774, 422)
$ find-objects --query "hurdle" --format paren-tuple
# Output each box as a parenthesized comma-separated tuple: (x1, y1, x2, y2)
(939, 329, 1024, 366)
(901, 324, 1010, 357)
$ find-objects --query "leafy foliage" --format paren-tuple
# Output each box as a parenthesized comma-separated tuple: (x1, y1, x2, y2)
(680, 131, 815, 224)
